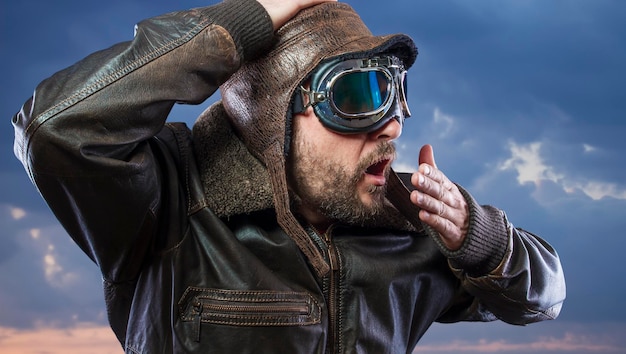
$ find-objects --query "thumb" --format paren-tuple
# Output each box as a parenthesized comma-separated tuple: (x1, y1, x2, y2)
(419, 144, 437, 169)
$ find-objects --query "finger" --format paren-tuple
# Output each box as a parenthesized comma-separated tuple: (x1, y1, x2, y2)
(419, 208, 448, 231)
(412, 166, 455, 204)
(418, 144, 437, 169)
(419, 209, 464, 251)
(411, 190, 448, 219)
(418, 163, 452, 188)
(411, 189, 467, 228)
(260, 0, 338, 30)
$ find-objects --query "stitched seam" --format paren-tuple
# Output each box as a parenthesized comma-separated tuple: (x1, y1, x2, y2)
(336, 245, 345, 353)
(165, 124, 207, 214)
(192, 318, 319, 327)
(178, 287, 322, 326)
(22, 18, 213, 160)
(183, 287, 316, 298)
(125, 345, 140, 354)
(172, 126, 194, 214)
(465, 276, 553, 318)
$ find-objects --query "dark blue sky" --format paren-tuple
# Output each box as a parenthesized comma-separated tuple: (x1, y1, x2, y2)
(1, 0, 626, 352)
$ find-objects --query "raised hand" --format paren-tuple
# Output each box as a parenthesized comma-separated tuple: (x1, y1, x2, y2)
(410, 145, 469, 251)
(257, 0, 338, 30)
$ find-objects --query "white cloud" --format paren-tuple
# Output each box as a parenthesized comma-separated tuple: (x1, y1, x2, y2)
(10, 207, 26, 220)
(566, 181, 626, 200)
(416, 321, 626, 354)
(393, 141, 419, 173)
(1, 206, 107, 329)
(432, 107, 455, 139)
(39, 236, 82, 289)
(3, 206, 95, 293)
(583, 143, 598, 153)
(395, 106, 460, 170)
(499, 140, 626, 201)
(414, 332, 624, 352)
(44, 253, 62, 279)
(499, 141, 564, 185)
(30, 228, 40, 240)
(393, 161, 417, 174)
(0, 324, 119, 354)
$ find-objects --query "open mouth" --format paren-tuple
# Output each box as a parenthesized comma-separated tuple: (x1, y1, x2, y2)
(365, 158, 390, 177)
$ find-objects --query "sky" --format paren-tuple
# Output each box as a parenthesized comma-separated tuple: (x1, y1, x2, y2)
(1, 0, 625, 353)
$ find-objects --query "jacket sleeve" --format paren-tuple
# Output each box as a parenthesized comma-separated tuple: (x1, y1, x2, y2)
(11, 0, 275, 283)
(435, 185, 566, 325)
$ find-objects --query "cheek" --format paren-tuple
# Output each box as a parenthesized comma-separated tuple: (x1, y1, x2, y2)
(294, 113, 365, 166)
(335, 140, 365, 167)
(317, 131, 365, 161)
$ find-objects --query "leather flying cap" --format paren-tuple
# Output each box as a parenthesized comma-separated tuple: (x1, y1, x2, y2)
(219, 2, 417, 277)
(222, 2, 417, 159)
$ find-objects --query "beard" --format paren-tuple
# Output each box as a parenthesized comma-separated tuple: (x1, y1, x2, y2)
(288, 138, 396, 227)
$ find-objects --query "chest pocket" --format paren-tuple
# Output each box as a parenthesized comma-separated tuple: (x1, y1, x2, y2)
(179, 287, 322, 340)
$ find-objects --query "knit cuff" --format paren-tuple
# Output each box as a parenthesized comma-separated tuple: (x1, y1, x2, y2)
(426, 184, 509, 276)
(206, 0, 275, 61)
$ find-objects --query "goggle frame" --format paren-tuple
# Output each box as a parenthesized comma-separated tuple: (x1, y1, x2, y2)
(293, 55, 411, 134)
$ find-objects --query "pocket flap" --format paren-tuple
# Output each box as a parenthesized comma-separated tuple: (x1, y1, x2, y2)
(178, 287, 322, 327)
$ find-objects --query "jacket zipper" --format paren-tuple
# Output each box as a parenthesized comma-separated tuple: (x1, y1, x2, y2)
(323, 228, 340, 354)
(199, 301, 310, 315)
(194, 301, 203, 342)
(192, 299, 310, 342)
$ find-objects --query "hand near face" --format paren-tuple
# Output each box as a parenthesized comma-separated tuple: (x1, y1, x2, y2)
(410, 145, 469, 251)
(257, 0, 338, 30)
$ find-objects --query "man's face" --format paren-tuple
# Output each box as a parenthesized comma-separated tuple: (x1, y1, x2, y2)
(287, 106, 402, 229)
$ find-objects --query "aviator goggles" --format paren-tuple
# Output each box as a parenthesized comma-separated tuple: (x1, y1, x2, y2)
(292, 55, 411, 134)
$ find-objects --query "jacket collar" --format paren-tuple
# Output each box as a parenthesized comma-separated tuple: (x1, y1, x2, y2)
(192, 101, 417, 231)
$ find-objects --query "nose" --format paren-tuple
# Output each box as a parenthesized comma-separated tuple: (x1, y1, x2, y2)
(369, 95, 405, 140)
(369, 115, 402, 141)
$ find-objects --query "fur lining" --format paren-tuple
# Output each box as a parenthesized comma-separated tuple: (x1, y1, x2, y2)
(192, 101, 416, 232)
(192, 101, 274, 217)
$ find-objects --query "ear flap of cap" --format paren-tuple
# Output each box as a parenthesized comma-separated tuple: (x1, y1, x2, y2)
(264, 141, 330, 278)
(217, 2, 418, 278)
(192, 101, 275, 216)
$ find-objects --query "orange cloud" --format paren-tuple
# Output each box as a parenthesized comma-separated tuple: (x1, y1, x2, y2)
(2, 324, 624, 353)
(414, 332, 623, 352)
(0, 324, 121, 354)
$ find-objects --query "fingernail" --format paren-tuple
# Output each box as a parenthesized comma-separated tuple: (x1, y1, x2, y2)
(418, 174, 425, 185)
(423, 165, 430, 175)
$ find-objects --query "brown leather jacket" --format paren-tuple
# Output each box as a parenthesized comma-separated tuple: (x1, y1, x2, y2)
(12, 1, 565, 353)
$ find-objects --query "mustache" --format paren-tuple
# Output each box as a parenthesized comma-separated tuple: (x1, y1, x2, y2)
(353, 142, 397, 177)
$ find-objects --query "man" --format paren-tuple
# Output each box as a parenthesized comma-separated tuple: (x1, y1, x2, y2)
(12, 0, 565, 353)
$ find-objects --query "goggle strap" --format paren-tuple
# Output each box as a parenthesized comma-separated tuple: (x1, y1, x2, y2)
(292, 86, 308, 114)
(292, 86, 327, 114)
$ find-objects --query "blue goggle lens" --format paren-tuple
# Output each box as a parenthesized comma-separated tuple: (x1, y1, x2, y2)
(292, 56, 410, 134)
(332, 71, 389, 114)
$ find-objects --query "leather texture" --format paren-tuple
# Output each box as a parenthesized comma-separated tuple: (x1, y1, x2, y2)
(12, 1, 565, 352)
(220, 3, 417, 277)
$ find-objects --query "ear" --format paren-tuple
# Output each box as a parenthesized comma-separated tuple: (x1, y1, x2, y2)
(302, 105, 317, 119)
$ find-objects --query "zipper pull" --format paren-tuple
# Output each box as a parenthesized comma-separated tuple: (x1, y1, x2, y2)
(328, 242, 339, 271)
(324, 230, 339, 272)
(193, 301, 203, 342)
